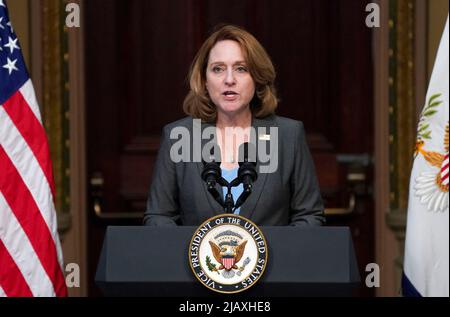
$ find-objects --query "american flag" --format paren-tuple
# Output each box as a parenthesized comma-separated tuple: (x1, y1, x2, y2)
(0, 0, 67, 296)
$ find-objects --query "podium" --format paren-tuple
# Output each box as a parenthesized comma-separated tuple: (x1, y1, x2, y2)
(95, 226, 360, 297)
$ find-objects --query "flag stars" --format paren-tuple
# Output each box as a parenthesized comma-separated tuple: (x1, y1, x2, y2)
(0, 0, 5, 7)
(4, 36, 20, 54)
(0, 16, 5, 29)
(3, 57, 18, 75)
(7, 21, 13, 33)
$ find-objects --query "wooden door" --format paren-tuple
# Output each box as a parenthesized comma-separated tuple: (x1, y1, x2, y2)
(85, 0, 374, 296)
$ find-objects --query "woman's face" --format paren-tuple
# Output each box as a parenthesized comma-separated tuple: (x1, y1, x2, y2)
(205, 40, 255, 117)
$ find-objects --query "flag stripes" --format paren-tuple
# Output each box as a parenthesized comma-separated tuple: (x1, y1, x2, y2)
(18, 80, 43, 124)
(0, 192, 55, 296)
(0, 104, 59, 244)
(0, 146, 67, 296)
(2, 84, 56, 197)
(441, 154, 449, 186)
(0, 239, 33, 297)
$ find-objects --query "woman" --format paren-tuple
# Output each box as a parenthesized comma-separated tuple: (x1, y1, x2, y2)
(144, 25, 324, 226)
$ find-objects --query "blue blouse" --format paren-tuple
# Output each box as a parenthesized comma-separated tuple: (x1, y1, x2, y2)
(221, 167, 244, 215)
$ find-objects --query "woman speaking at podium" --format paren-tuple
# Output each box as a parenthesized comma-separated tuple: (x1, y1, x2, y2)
(144, 25, 324, 227)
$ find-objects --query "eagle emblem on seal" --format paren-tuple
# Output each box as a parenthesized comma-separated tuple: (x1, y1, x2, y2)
(206, 230, 250, 279)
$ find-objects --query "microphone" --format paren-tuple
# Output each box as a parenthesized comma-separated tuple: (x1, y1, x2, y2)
(234, 142, 258, 210)
(238, 142, 257, 188)
(201, 144, 225, 206)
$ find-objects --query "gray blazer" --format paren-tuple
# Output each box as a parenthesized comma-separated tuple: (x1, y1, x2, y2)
(143, 115, 325, 226)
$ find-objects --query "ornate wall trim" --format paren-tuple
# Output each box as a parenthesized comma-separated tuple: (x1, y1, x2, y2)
(374, 0, 396, 296)
(32, 0, 88, 296)
(41, 0, 72, 234)
(386, 0, 428, 290)
(388, 0, 416, 217)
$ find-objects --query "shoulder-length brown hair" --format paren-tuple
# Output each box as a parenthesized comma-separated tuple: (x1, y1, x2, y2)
(183, 24, 278, 122)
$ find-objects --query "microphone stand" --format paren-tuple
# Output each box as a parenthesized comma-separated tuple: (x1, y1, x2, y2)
(202, 142, 257, 213)
(223, 183, 234, 214)
(203, 173, 243, 214)
(215, 172, 255, 213)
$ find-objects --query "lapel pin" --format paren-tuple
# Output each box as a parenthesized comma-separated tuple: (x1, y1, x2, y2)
(259, 134, 270, 141)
